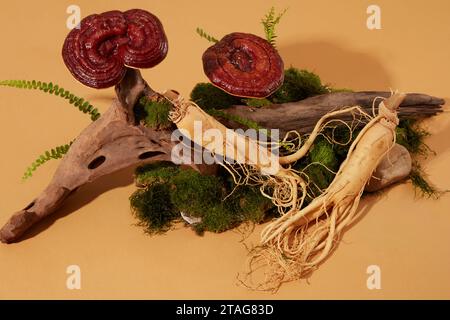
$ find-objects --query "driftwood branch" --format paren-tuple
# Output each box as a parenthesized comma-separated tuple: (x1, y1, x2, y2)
(0, 69, 206, 243)
(0, 78, 445, 243)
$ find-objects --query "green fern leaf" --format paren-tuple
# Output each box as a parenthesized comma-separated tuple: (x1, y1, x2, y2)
(0, 80, 100, 121)
(22, 141, 73, 180)
(261, 7, 287, 47)
(196, 27, 219, 43)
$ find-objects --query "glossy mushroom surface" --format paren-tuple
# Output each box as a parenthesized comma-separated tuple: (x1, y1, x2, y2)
(62, 9, 168, 88)
(202, 32, 284, 98)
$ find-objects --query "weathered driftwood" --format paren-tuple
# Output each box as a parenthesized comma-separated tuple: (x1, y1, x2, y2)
(0, 73, 445, 243)
(221, 91, 444, 134)
(0, 69, 207, 243)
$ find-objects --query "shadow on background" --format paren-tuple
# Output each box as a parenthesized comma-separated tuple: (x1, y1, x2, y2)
(20, 165, 136, 242)
(278, 41, 392, 91)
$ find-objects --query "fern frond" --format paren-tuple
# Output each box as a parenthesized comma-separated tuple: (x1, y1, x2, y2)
(0, 80, 100, 121)
(261, 7, 287, 47)
(22, 141, 73, 180)
(196, 27, 219, 43)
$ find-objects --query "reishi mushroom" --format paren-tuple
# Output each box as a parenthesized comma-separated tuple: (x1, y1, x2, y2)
(62, 9, 168, 89)
(202, 32, 284, 98)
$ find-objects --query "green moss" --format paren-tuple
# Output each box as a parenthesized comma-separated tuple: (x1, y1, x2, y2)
(298, 137, 339, 199)
(132, 96, 173, 129)
(394, 119, 443, 198)
(170, 168, 224, 217)
(409, 164, 439, 198)
(135, 162, 178, 186)
(230, 185, 272, 223)
(396, 119, 432, 156)
(141, 97, 172, 129)
(190, 83, 242, 109)
(131, 164, 273, 235)
(130, 183, 179, 234)
(205, 108, 264, 131)
(243, 98, 272, 107)
(193, 205, 239, 234)
(269, 68, 329, 104)
(329, 87, 354, 93)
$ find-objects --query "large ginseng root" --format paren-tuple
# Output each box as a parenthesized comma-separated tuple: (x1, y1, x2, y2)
(244, 92, 406, 291)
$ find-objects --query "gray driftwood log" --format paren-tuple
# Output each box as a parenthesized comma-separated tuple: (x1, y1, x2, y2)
(0, 69, 444, 243)
(222, 92, 444, 135)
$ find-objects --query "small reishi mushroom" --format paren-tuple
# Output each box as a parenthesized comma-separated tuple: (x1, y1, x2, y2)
(62, 9, 168, 89)
(202, 32, 284, 98)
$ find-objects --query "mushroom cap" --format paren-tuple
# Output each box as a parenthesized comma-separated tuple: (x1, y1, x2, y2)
(202, 32, 284, 98)
(62, 9, 168, 89)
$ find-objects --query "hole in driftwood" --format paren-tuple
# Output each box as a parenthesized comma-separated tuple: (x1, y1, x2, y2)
(150, 139, 160, 145)
(138, 151, 164, 160)
(23, 201, 35, 211)
(88, 156, 106, 169)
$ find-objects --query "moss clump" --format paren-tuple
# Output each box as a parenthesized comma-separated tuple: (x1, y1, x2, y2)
(292, 136, 340, 202)
(396, 119, 432, 156)
(269, 68, 329, 104)
(190, 83, 242, 109)
(306, 138, 338, 190)
(143, 98, 172, 129)
(170, 168, 224, 218)
(135, 163, 179, 186)
(133, 97, 172, 129)
(130, 183, 178, 234)
(130, 165, 273, 235)
(394, 119, 444, 198)
(409, 163, 439, 198)
(228, 184, 272, 223)
(329, 87, 354, 93)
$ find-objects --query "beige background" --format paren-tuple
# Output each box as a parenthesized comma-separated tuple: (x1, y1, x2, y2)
(0, 0, 449, 299)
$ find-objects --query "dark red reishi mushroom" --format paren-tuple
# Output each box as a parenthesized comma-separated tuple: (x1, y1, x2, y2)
(202, 32, 284, 98)
(62, 9, 168, 89)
